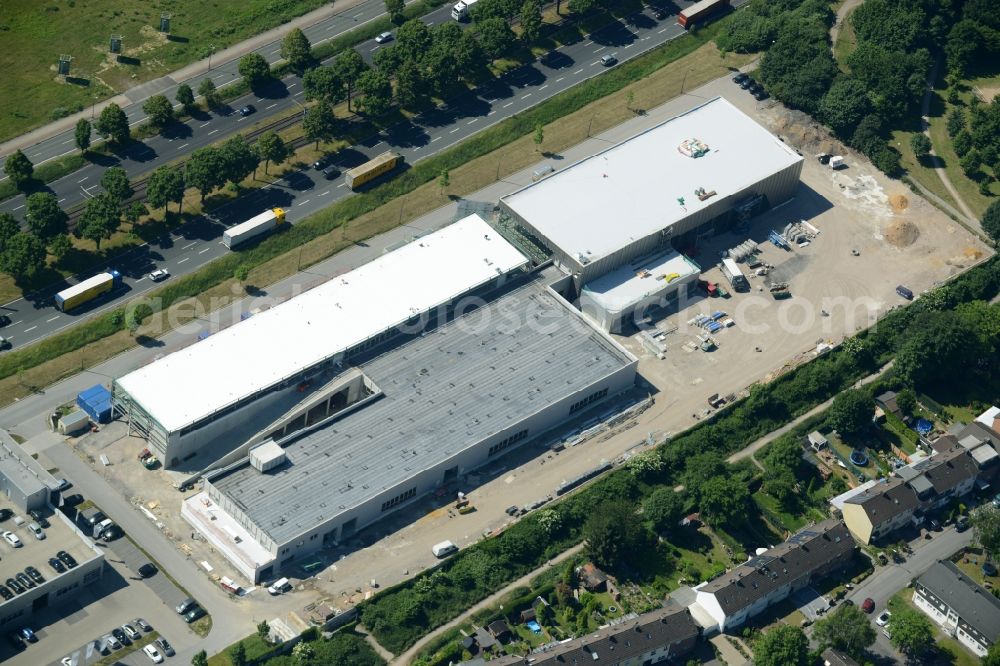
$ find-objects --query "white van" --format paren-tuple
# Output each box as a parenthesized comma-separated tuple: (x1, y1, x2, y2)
(267, 577, 291, 595)
(431, 540, 458, 558)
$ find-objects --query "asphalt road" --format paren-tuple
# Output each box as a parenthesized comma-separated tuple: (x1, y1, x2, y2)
(0, 0, 735, 351)
(0, 0, 397, 177)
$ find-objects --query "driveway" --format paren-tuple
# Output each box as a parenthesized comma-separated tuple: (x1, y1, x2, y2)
(792, 587, 830, 621)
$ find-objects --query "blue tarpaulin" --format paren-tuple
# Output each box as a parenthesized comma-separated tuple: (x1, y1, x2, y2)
(916, 419, 933, 435)
(76, 384, 112, 423)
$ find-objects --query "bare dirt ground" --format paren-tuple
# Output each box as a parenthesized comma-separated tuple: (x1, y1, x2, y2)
(69, 77, 991, 644)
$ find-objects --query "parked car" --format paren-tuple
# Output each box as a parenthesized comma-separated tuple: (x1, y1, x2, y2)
(57, 550, 78, 568)
(652, 6, 668, 19)
(48, 557, 67, 573)
(322, 165, 340, 180)
(183, 606, 207, 623)
(111, 627, 130, 646)
(739, 78, 753, 89)
(148, 268, 170, 282)
(0, 508, 12, 521)
(239, 104, 256, 117)
(27, 510, 49, 528)
(733, 72, 748, 84)
(0, 585, 13, 600)
(53, 478, 72, 492)
(0, 314, 10, 327)
(754, 90, 770, 101)
(375, 31, 393, 43)
(62, 494, 84, 508)
(122, 624, 141, 641)
(6, 578, 25, 594)
(505, 505, 519, 516)
(19, 627, 37, 643)
(876, 610, 891, 626)
(175, 597, 198, 614)
(600, 54, 618, 67)
(135, 618, 152, 633)
(16, 573, 34, 589)
(155, 637, 175, 656)
(956, 516, 970, 532)
(3, 530, 23, 547)
(25, 567, 44, 585)
(104, 633, 122, 651)
(0, 336, 11, 350)
(862, 598, 875, 613)
(138, 563, 158, 578)
(143, 644, 165, 663)
(28, 522, 45, 540)
(983, 562, 998, 577)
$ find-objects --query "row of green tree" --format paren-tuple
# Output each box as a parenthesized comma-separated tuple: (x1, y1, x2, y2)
(360, 248, 1000, 654)
(0, 129, 296, 281)
(941, 96, 1000, 189)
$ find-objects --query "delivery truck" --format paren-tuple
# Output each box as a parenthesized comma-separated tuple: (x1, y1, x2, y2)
(431, 540, 458, 558)
(223, 208, 286, 249)
(54, 270, 122, 312)
(345, 152, 402, 190)
(721, 258, 748, 291)
(451, 0, 479, 20)
(678, 0, 729, 28)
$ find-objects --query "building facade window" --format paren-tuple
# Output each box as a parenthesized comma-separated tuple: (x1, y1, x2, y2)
(381, 486, 417, 512)
(569, 387, 608, 415)
(489, 429, 529, 457)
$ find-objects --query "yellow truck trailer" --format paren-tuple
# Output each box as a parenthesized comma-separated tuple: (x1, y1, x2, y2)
(344, 151, 402, 190)
(54, 270, 122, 312)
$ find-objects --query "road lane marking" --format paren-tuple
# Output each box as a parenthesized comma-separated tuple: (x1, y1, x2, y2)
(199, 247, 211, 254)
(62, 139, 73, 145)
(522, 93, 532, 99)
(182, 242, 197, 249)
(591, 62, 600, 66)
(271, 48, 281, 55)
(450, 128, 460, 133)
(177, 257, 190, 264)
(208, 129, 219, 135)
(77, 177, 89, 183)
(574, 69, 584, 74)
(337, 182, 347, 187)
(584, 41, 593, 46)
(287, 83, 297, 89)
(238, 117, 247, 122)
(24, 326, 36, 333)
(658, 28, 667, 33)
(294, 91, 303, 96)
(488, 110, 496, 116)
(624, 43, 633, 49)
(556, 77, 565, 82)
(319, 190, 330, 196)
(58, 198, 65, 203)
(431, 136, 441, 142)
(178, 143, 189, 149)
(266, 103, 277, 110)
(467, 118, 478, 125)
(10, 321, 22, 326)
(136, 277, 146, 282)
(12, 205, 23, 211)
(539, 84, 549, 90)
(47, 316, 60, 323)
(297, 199, 311, 206)
(200, 122, 211, 128)
(503, 102, 514, 108)
(370, 46, 380, 52)
(594, 46, 606, 52)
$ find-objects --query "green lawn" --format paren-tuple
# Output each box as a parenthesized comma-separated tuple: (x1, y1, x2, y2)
(888, 590, 983, 666)
(827, 432, 877, 480)
(0, 0, 330, 141)
(953, 547, 1000, 590)
(632, 527, 733, 597)
(207, 634, 274, 666)
(832, 6, 858, 72)
(752, 490, 809, 533)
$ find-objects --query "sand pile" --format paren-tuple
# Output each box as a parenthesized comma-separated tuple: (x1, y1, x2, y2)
(885, 220, 920, 247)
(889, 194, 908, 212)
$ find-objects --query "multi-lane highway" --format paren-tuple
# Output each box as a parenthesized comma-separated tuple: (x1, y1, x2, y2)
(0, 0, 739, 351)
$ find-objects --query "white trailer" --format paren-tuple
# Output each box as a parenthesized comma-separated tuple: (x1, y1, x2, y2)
(223, 208, 286, 249)
(451, 0, 479, 20)
(721, 258, 748, 290)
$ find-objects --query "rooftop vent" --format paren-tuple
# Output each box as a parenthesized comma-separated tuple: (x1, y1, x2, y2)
(249, 440, 286, 473)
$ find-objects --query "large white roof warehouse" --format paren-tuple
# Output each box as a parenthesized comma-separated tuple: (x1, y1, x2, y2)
(114, 215, 528, 437)
(500, 97, 803, 282)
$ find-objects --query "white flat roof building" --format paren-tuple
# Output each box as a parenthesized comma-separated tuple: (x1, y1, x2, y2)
(500, 97, 803, 283)
(113, 215, 528, 463)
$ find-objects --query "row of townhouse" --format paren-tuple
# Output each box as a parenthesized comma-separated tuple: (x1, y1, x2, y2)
(840, 421, 1000, 545)
(913, 560, 1000, 658)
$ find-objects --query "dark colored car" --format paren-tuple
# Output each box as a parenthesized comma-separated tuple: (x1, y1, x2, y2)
(983, 562, 998, 577)
(27, 510, 49, 528)
(0, 585, 12, 600)
(25, 567, 44, 585)
(733, 72, 748, 84)
(753, 90, 770, 101)
(0, 508, 12, 521)
(862, 597, 875, 613)
(183, 606, 207, 624)
(0, 314, 11, 327)
(155, 637, 175, 657)
(239, 105, 256, 117)
(48, 557, 66, 573)
(57, 550, 78, 568)
(6, 578, 24, 594)
(138, 563, 158, 578)
(322, 166, 340, 180)
(739, 78, 753, 89)
(313, 155, 332, 170)
(505, 505, 519, 516)
(7, 631, 23, 649)
(175, 598, 197, 614)
(62, 494, 84, 508)
(111, 627, 130, 646)
(652, 7, 668, 19)
(16, 573, 34, 589)
(19, 627, 36, 643)
(956, 516, 970, 532)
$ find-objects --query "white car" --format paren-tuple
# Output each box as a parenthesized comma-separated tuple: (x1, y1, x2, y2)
(143, 644, 165, 663)
(375, 31, 393, 43)
(122, 624, 141, 641)
(2, 530, 22, 547)
(148, 268, 170, 282)
(28, 522, 45, 540)
(875, 609, 891, 626)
